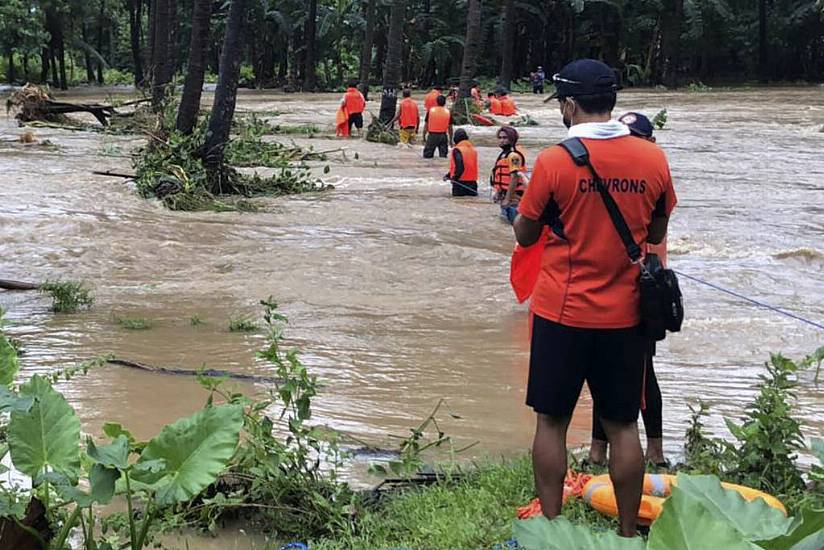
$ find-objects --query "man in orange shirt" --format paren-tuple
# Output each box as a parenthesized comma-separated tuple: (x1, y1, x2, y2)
(340, 80, 366, 137)
(498, 90, 517, 115)
(422, 95, 453, 158)
(424, 85, 443, 112)
(391, 88, 420, 147)
(513, 59, 677, 538)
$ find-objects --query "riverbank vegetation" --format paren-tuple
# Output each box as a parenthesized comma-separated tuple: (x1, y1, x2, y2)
(1, 1, 822, 93)
(2, 299, 823, 548)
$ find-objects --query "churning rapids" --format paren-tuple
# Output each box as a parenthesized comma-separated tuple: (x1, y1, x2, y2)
(1, 87, 823, 489)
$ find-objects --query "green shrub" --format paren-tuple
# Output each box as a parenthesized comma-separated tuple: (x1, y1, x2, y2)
(39, 280, 94, 313)
(114, 316, 153, 330)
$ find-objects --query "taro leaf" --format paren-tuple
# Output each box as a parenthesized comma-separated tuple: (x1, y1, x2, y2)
(755, 507, 824, 550)
(132, 404, 243, 505)
(0, 334, 19, 387)
(103, 422, 138, 446)
(675, 473, 793, 541)
(647, 485, 757, 550)
(8, 375, 81, 481)
(0, 386, 33, 413)
(811, 438, 824, 465)
(87, 436, 130, 470)
(513, 516, 645, 550)
(57, 463, 118, 507)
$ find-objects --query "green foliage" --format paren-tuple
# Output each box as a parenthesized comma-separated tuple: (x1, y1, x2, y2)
(102, 68, 135, 86)
(652, 109, 668, 130)
(189, 314, 203, 326)
(115, 316, 153, 330)
(132, 404, 244, 505)
(0, 308, 20, 386)
(366, 116, 399, 145)
(681, 353, 808, 502)
(515, 516, 645, 550)
(40, 280, 94, 313)
(8, 375, 81, 481)
(686, 81, 713, 93)
(227, 315, 259, 332)
(133, 109, 328, 212)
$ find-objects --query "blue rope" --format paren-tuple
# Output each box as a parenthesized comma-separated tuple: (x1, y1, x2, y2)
(673, 269, 824, 332)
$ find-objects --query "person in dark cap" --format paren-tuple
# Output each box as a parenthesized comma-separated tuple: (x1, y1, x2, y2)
(443, 129, 479, 196)
(512, 59, 678, 538)
(618, 112, 656, 142)
(490, 126, 528, 223)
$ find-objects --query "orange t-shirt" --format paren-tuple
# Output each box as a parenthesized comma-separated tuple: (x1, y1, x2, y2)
(518, 136, 677, 329)
(424, 90, 441, 111)
(499, 96, 517, 116)
(343, 88, 366, 114)
(398, 98, 420, 128)
(489, 97, 502, 115)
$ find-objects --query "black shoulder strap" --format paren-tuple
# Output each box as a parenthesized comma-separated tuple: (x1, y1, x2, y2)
(559, 138, 642, 262)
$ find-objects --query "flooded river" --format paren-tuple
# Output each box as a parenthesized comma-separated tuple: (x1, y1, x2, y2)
(1, 86, 823, 489)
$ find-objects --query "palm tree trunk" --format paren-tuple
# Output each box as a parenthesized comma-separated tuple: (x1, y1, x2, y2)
(82, 24, 95, 82)
(498, 0, 515, 90)
(6, 51, 14, 83)
(304, 0, 318, 90)
(151, 0, 172, 108)
(97, 0, 105, 84)
(379, 0, 406, 124)
(176, 0, 213, 134)
(453, 0, 482, 124)
(203, 0, 249, 192)
(758, 0, 768, 82)
(660, 0, 682, 87)
(128, 0, 145, 86)
(358, 0, 376, 98)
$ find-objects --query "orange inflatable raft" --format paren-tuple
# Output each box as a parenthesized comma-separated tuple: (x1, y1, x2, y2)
(583, 473, 786, 525)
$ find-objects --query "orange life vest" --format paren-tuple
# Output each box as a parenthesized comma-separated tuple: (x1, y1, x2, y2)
(449, 140, 479, 182)
(427, 106, 451, 133)
(424, 90, 441, 111)
(344, 88, 366, 114)
(491, 147, 528, 195)
(499, 96, 517, 116)
(489, 97, 502, 115)
(398, 97, 420, 128)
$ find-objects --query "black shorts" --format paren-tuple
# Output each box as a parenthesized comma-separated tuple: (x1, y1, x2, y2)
(526, 314, 646, 422)
(348, 112, 363, 130)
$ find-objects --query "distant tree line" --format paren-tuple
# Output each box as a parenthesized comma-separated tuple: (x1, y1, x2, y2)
(1, 0, 822, 92)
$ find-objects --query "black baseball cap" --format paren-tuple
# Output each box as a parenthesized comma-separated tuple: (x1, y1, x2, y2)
(618, 112, 654, 138)
(550, 59, 622, 99)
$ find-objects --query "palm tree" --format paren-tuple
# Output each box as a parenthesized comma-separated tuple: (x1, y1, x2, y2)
(498, 0, 515, 90)
(126, 0, 144, 86)
(304, 0, 318, 90)
(659, 0, 682, 87)
(378, 0, 406, 124)
(203, 0, 249, 192)
(151, 0, 172, 108)
(758, 0, 768, 82)
(452, 0, 482, 125)
(358, 0, 376, 97)
(176, 0, 213, 134)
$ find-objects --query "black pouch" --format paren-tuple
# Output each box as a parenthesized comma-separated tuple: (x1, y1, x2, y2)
(640, 253, 684, 340)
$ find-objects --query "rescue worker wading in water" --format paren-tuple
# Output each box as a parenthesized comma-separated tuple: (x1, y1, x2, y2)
(491, 126, 528, 223)
(443, 128, 479, 196)
(422, 95, 453, 159)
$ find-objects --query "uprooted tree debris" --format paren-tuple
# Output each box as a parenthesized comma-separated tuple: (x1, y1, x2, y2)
(5, 84, 149, 127)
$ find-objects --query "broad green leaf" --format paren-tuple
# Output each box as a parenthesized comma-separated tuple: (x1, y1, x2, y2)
(756, 507, 824, 550)
(675, 473, 793, 540)
(57, 464, 118, 507)
(8, 375, 81, 480)
(0, 333, 19, 387)
(0, 386, 33, 413)
(513, 516, 645, 550)
(132, 404, 243, 505)
(102, 422, 138, 446)
(87, 436, 130, 470)
(648, 486, 757, 550)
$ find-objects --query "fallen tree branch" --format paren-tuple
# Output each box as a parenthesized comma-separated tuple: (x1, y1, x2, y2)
(92, 170, 137, 179)
(106, 358, 283, 383)
(0, 279, 40, 291)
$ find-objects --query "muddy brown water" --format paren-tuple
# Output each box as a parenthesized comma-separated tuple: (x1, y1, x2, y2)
(2, 87, 824, 545)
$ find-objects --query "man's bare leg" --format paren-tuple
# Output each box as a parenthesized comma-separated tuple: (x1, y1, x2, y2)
(532, 413, 571, 519)
(600, 418, 644, 537)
